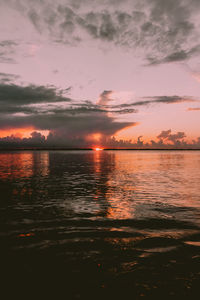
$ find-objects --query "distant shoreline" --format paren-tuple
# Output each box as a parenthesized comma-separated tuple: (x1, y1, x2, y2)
(0, 148, 200, 151)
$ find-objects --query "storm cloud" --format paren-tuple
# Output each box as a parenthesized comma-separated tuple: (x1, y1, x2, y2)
(0, 80, 198, 148)
(0, 83, 138, 144)
(0, 83, 197, 136)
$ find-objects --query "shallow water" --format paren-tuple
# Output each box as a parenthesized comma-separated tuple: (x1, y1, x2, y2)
(1, 150, 200, 299)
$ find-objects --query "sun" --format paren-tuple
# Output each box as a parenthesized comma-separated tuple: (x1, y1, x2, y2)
(94, 147, 104, 151)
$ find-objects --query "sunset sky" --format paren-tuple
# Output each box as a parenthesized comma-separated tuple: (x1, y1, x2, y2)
(1, 0, 200, 148)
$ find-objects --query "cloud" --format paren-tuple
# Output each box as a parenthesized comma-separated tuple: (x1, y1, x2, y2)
(98, 90, 113, 105)
(4, 0, 200, 65)
(103, 129, 200, 149)
(0, 131, 46, 148)
(147, 45, 200, 65)
(0, 83, 72, 105)
(187, 107, 200, 111)
(157, 129, 172, 140)
(0, 82, 197, 147)
(0, 40, 18, 64)
(143, 96, 197, 105)
(112, 95, 197, 109)
(157, 129, 186, 144)
(0, 83, 137, 144)
(0, 72, 20, 83)
(1, 129, 200, 149)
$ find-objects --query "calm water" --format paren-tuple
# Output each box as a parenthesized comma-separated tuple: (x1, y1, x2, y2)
(1, 150, 200, 299)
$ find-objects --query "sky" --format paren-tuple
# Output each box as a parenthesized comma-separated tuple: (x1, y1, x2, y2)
(1, 0, 200, 148)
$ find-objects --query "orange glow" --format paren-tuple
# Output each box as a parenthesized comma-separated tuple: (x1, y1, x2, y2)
(0, 127, 49, 138)
(85, 132, 102, 142)
(18, 233, 35, 237)
(92, 133, 102, 141)
(94, 147, 104, 151)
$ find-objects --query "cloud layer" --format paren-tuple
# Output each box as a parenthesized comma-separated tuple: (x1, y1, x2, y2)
(0, 81, 138, 143)
(1, 129, 200, 149)
(2, 0, 200, 65)
(0, 78, 199, 148)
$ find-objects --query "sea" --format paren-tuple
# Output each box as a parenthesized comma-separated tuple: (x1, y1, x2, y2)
(0, 150, 200, 299)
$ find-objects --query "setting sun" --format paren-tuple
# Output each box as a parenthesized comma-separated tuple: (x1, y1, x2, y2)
(94, 147, 104, 151)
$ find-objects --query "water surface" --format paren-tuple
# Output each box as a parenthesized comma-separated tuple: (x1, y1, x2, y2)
(1, 150, 200, 299)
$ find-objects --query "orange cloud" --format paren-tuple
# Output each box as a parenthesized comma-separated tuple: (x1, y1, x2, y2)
(187, 107, 200, 111)
(0, 127, 49, 138)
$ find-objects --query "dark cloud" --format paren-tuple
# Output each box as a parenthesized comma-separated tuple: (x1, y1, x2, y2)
(112, 96, 197, 109)
(0, 83, 71, 105)
(157, 129, 186, 144)
(0, 83, 137, 143)
(28, 9, 43, 33)
(111, 108, 138, 114)
(0, 131, 46, 148)
(67, 0, 200, 64)
(0, 56, 16, 64)
(157, 129, 172, 140)
(98, 90, 113, 105)
(148, 45, 200, 65)
(0, 83, 73, 120)
(0, 72, 20, 83)
(46, 106, 138, 115)
(0, 40, 18, 47)
(85, 12, 117, 41)
(0, 39, 18, 64)
(144, 96, 197, 105)
(0, 110, 137, 144)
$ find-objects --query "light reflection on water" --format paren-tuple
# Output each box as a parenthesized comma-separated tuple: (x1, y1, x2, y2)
(1, 150, 200, 299)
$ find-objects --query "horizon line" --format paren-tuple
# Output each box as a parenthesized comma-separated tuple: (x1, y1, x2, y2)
(0, 148, 200, 151)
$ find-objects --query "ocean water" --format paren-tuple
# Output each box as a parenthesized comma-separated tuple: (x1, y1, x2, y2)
(1, 150, 200, 299)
